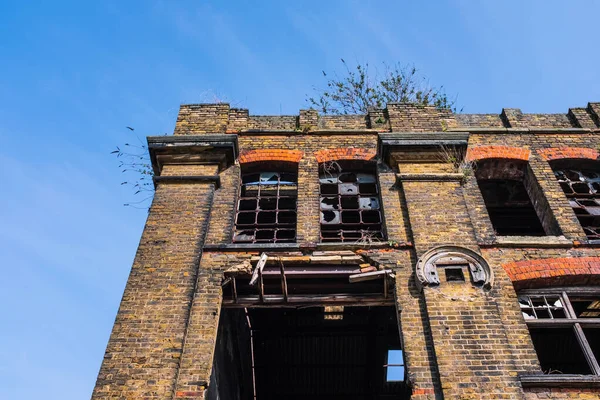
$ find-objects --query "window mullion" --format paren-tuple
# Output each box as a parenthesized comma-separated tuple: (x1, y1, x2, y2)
(573, 322, 600, 375)
(561, 291, 577, 319)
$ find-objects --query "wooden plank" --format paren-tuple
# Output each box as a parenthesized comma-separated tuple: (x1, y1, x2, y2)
(249, 253, 268, 286)
(232, 277, 237, 303)
(279, 260, 288, 302)
(349, 270, 391, 283)
(574, 323, 600, 375)
(222, 294, 394, 308)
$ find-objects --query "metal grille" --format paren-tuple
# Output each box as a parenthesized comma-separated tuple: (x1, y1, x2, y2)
(319, 168, 384, 243)
(555, 169, 600, 240)
(233, 171, 297, 243)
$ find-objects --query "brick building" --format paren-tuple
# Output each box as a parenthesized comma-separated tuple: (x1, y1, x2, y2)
(93, 102, 600, 399)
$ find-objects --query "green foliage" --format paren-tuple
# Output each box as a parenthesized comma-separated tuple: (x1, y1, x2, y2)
(308, 59, 456, 115)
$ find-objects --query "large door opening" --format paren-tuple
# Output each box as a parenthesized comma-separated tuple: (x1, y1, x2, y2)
(208, 306, 411, 400)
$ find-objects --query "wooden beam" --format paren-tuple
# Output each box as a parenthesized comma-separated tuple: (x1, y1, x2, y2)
(232, 277, 238, 303)
(349, 270, 392, 283)
(279, 259, 288, 302)
(222, 294, 394, 308)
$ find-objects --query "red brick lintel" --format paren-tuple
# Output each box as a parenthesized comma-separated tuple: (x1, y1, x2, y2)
(239, 149, 303, 164)
(314, 148, 376, 163)
(537, 147, 600, 161)
(503, 257, 600, 286)
(466, 145, 530, 162)
(412, 388, 436, 395)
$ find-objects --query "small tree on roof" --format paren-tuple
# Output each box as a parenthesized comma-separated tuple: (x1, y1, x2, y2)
(307, 59, 456, 114)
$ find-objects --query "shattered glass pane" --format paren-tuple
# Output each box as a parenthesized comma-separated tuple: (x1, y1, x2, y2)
(320, 197, 340, 210)
(319, 166, 384, 242)
(555, 167, 600, 239)
(321, 210, 340, 224)
(340, 183, 358, 194)
(260, 172, 279, 184)
(234, 169, 298, 243)
(359, 197, 380, 210)
(357, 173, 376, 183)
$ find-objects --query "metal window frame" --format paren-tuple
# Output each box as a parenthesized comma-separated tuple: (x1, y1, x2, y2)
(318, 166, 385, 243)
(554, 168, 600, 240)
(233, 171, 298, 244)
(520, 288, 600, 375)
(384, 348, 406, 383)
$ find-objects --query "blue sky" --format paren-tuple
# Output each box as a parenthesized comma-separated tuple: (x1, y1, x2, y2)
(0, 1, 598, 398)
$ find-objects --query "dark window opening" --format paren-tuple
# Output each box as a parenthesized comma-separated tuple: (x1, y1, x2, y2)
(234, 163, 298, 243)
(552, 162, 600, 240)
(519, 290, 600, 376)
(476, 159, 547, 236)
(444, 267, 465, 282)
(319, 161, 384, 243)
(208, 306, 411, 400)
(530, 327, 592, 374)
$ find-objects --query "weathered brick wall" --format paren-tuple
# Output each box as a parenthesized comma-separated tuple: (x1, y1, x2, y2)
(92, 165, 217, 399)
(94, 101, 600, 400)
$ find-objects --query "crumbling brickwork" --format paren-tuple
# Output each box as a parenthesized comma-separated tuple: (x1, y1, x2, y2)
(93, 101, 600, 400)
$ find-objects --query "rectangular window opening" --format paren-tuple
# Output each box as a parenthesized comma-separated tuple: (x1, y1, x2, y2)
(234, 169, 298, 244)
(444, 267, 465, 283)
(521, 290, 600, 377)
(319, 164, 384, 243)
(530, 327, 592, 375)
(209, 306, 411, 400)
(554, 167, 600, 240)
(478, 180, 545, 236)
(386, 349, 405, 382)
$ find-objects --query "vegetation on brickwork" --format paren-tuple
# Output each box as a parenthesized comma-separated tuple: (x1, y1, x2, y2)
(308, 59, 457, 114)
(439, 145, 475, 182)
(114, 61, 458, 206)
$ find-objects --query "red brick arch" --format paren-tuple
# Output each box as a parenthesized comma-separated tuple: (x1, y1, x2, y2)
(314, 148, 376, 163)
(537, 147, 599, 161)
(239, 149, 303, 164)
(466, 145, 530, 162)
(502, 257, 600, 288)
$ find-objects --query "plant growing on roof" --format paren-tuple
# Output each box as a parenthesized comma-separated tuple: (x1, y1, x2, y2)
(308, 59, 457, 114)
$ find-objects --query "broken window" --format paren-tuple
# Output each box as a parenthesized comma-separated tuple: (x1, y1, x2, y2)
(319, 161, 384, 243)
(476, 159, 547, 236)
(519, 289, 600, 375)
(551, 161, 600, 240)
(233, 163, 298, 243)
(209, 306, 411, 400)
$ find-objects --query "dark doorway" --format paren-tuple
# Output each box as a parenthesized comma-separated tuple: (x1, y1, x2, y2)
(208, 306, 411, 400)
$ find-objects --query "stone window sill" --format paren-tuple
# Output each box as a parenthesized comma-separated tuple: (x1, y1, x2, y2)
(482, 235, 572, 248)
(204, 243, 300, 251)
(520, 374, 600, 388)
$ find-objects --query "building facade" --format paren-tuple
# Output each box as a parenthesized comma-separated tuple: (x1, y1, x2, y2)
(93, 102, 600, 399)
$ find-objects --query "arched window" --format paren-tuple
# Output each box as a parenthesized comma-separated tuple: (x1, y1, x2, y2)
(319, 160, 384, 242)
(551, 160, 600, 241)
(233, 162, 298, 243)
(475, 159, 554, 236)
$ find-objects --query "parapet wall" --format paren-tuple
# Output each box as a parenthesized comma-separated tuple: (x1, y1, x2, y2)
(173, 102, 600, 135)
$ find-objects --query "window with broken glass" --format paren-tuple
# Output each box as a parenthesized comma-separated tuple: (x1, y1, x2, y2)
(233, 165, 298, 243)
(518, 288, 600, 375)
(552, 162, 600, 241)
(475, 159, 547, 236)
(319, 161, 384, 243)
